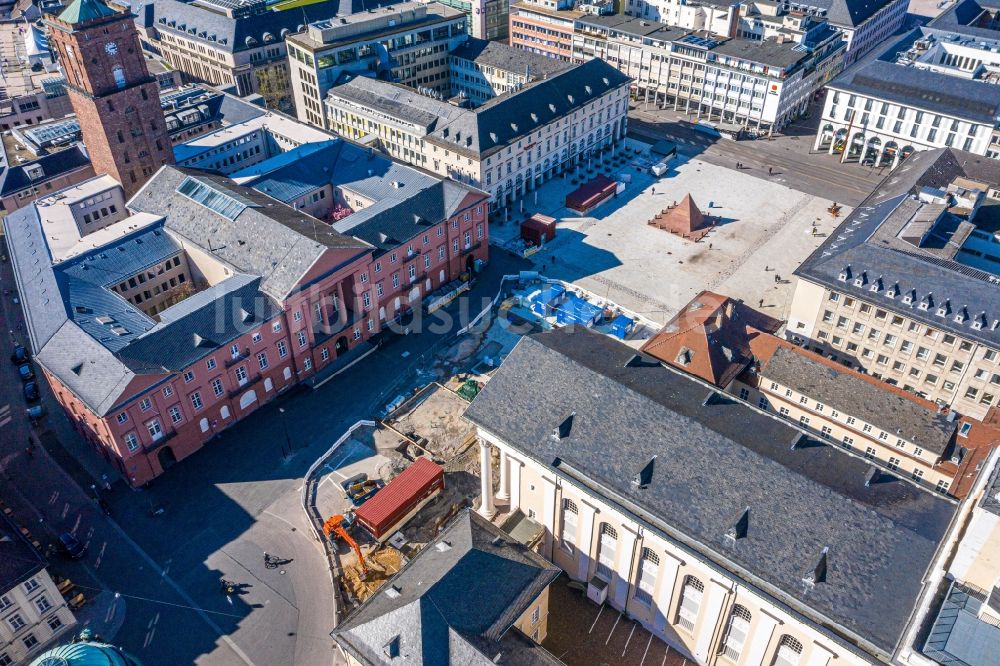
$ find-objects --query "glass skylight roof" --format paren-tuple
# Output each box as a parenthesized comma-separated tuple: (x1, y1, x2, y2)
(176, 176, 258, 220)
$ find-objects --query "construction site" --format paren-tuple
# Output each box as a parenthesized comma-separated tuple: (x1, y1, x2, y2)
(306, 382, 492, 610)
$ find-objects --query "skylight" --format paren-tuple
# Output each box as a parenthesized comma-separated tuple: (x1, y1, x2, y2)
(176, 176, 258, 221)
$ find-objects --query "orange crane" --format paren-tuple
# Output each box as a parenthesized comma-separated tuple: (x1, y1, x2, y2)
(323, 515, 368, 579)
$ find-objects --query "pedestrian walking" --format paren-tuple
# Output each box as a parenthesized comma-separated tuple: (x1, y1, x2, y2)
(24, 446, 33, 459)
(652, 187, 656, 195)
(709, 243, 713, 250)
(759, 298, 764, 308)
(768, 166, 773, 176)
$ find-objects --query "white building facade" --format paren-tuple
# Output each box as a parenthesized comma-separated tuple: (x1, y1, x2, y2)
(814, 29, 1000, 166)
(573, 15, 844, 135)
(285, 2, 469, 129)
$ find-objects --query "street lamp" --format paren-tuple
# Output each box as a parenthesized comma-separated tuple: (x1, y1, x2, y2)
(278, 408, 292, 458)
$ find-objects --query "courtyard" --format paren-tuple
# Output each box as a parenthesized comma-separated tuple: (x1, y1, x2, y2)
(491, 141, 849, 325)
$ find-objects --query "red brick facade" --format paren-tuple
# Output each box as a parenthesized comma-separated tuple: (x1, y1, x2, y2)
(45, 2, 174, 198)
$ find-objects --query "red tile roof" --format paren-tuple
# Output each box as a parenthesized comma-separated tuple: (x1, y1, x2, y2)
(641, 291, 782, 387)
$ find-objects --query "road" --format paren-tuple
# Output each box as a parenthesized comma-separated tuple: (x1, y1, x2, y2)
(0, 237, 528, 665)
(627, 105, 885, 206)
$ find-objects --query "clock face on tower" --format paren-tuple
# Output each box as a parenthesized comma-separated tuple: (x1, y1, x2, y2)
(105, 41, 118, 56)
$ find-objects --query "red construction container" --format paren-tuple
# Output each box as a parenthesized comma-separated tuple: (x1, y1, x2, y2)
(354, 457, 444, 540)
(520, 214, 557, 247)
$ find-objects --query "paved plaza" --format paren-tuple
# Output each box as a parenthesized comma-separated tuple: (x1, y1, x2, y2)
(494, 143, 850, 325)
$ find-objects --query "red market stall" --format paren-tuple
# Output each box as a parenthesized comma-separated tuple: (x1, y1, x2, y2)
(565, 175, 617, 215)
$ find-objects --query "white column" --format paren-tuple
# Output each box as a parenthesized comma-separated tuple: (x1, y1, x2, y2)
(813, 129, 824, 151)
(612, 525, 639, 608)
(508, 456, 522, 510)
(694, 579, 731, 662)
(743, 608, 781, 666)
(496, 449, 510, 502)
(653, 552, 682, 633)
(541, 476, 557, 559)
(478, 440, 495, 518)
(828, 135, 837, 155)
(806, 642, 836, 666)
(577, 501, 598, 581)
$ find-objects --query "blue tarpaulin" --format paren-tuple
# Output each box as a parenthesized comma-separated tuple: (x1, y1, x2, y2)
(610, 314, 635, 340)
(531, 284, 567, 317)
(555, 295, 603, 327)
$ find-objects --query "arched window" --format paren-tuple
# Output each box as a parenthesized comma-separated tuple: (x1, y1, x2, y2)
(560, 499, 578, 551)
(772, 635, 803, 666)
(595, 523, 617, 581)
(677, 576, 704, 632)
(721, 605, 752, 661)
(112, 66, 126, 90)
(634, 547, 659, 606)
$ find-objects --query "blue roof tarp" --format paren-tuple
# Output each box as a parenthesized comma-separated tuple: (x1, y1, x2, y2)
(531, 284, 566, 317)
(555, 295, 602, 327)
(610, 314, 635, 339)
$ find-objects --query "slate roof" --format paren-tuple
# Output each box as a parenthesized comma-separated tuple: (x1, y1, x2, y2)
(128, 166, 370, 300)
(0, 512, 46, 593)
(56, 223, 177, 349)
(827, 28, 1000, 123)
(761, 346, 956, 453)
(329, 57, 630, 159)
(117, 275, 280, 373)
(823, 0, 894, 28)
(464, 328, 955, 657)
(0, 145, 92, 197)
(237, 139, 481, 254)
(450, 38, 569, 79)
(5, 205, 74, 352)
(794, 147, 1000, 349)
(930, 0, 1000, 40)
(923, 580, 1000, 666)
(137, 0, 348, 54)
(332, 509, 562, 665)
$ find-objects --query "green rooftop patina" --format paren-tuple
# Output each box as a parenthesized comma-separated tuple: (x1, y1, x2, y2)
(56, 0, 119, 24)
(30, 629, 142, 666)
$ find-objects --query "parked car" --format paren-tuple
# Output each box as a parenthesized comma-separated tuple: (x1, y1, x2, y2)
(17, 364, 33, 381)
(23, 382, 39, 402)
(10, 346, 28, 364)
(58, 532, 86, 559)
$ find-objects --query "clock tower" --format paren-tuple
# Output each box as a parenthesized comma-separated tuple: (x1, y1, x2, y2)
(45, 0, 174, 198)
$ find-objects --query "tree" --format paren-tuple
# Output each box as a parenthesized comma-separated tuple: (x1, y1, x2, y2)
(255, 64, 291, 112)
